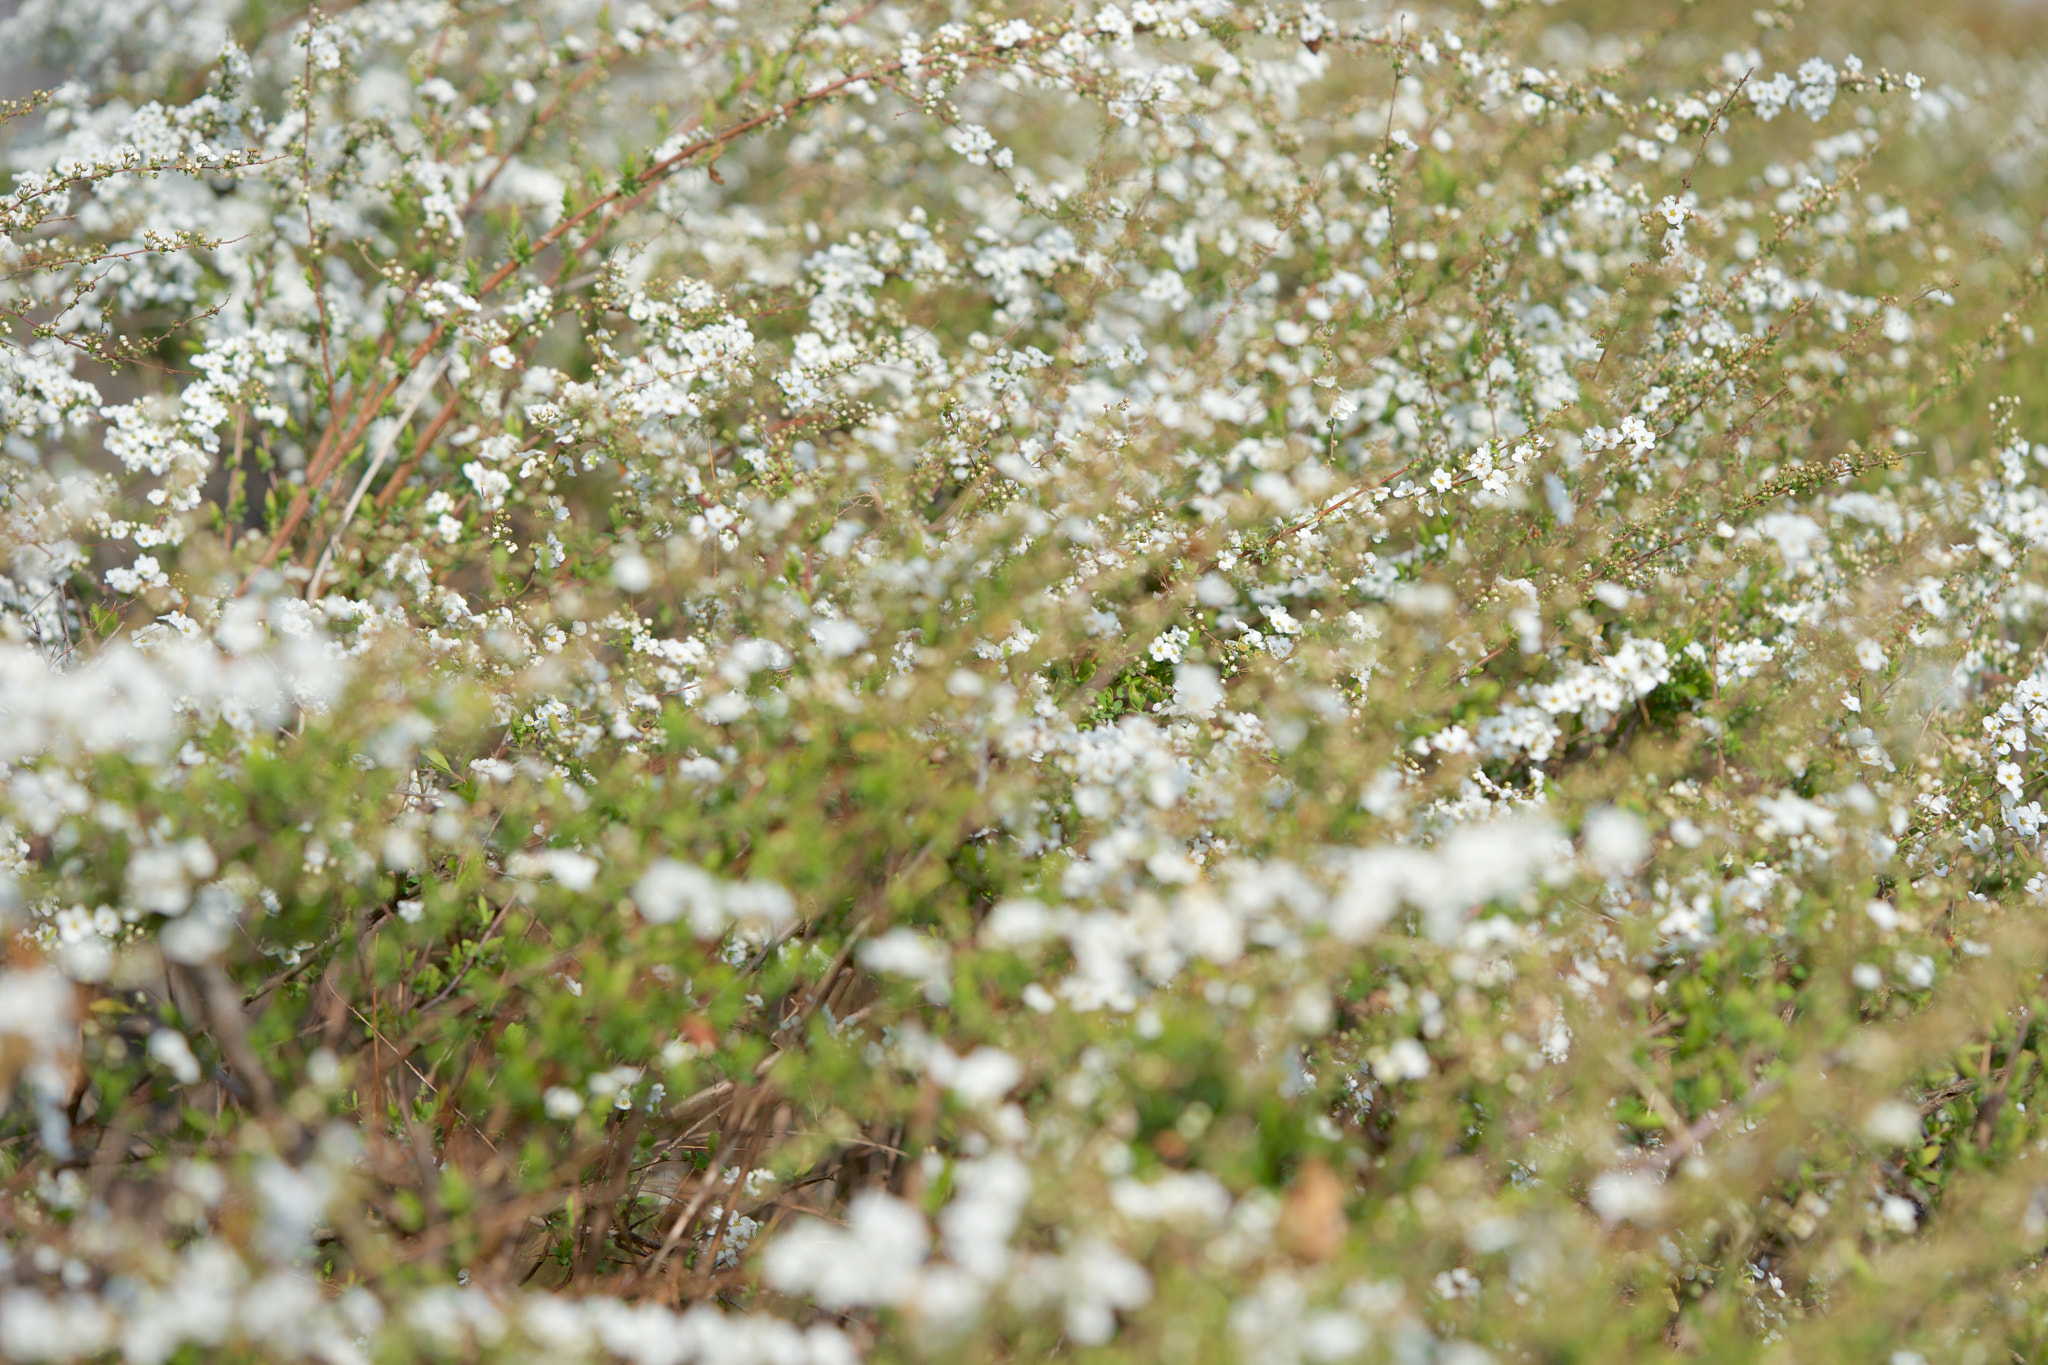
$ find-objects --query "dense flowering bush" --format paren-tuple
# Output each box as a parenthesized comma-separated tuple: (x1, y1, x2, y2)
(11, 0, 2048, 1360)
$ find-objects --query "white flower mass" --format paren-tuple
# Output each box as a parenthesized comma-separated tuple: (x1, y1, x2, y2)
(0, 0, 2043, 1362)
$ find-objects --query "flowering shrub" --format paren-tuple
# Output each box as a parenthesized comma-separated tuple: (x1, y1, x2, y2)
(8, 0, 2048, 1360)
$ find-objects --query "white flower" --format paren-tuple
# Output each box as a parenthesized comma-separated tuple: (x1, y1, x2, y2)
(948, 123, 999, 166)
(105, 555, 169, 594)
(762, 1191, 930, 1309)
(463, 461, 512, 511)
(148, 1029, 202, 1085)
(1863, 1100, 1921, 1146)
(1582, 808, 1649, 877)
(1588, 1171, 1667, 1224)
(633, 859, 794, 937)
(1174, 664, 1225, 719)
(612, 551, 652, 593)
(1371, 1038, 1431, 1081)
(861, 929, 951, 989)
(1998, 761, 2024, 797)
(1148, 626, 1189, 664)
(510, 848, 598, 891)
(811, 617, 869, 658)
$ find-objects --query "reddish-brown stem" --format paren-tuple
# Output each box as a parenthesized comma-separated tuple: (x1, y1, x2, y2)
(373, 388, 464, 512)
